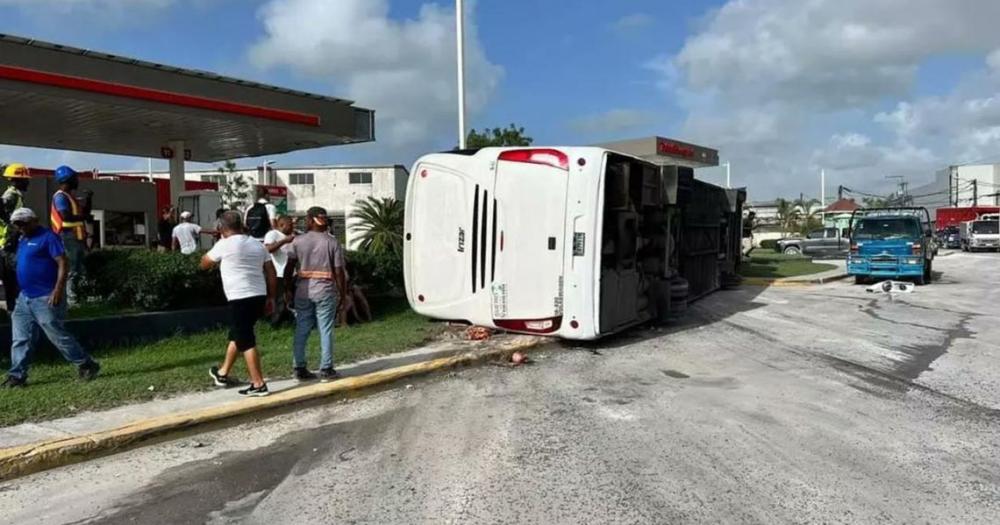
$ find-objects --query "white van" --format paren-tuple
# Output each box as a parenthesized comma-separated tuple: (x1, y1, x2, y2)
(403, 147, 743, 340)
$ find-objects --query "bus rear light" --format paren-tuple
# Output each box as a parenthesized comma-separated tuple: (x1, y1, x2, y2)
(570, 320, 579, 329)
(494, 316, 562, 334)
(498, 149, 569, 171)
(417, 294, 425, 302)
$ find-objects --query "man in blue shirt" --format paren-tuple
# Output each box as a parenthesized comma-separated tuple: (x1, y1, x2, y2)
(2, 208, 99, 388)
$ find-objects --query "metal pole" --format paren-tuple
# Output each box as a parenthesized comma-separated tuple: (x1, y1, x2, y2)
(973, 179, 978, 206)
(725, 162, 731, 188)
(821, 169, 826, 207)
(147, 158, 152, 181)
(456, 0, 467, 149)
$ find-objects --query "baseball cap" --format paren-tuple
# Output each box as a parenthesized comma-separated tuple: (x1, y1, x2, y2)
(10, 208, 36, 223)
(180, 211, 192, 220)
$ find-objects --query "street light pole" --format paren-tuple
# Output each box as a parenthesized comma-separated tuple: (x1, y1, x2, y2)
(723, 161, 731, 188)
(821, 169, 826, 207)
(456, 0, 467, 150)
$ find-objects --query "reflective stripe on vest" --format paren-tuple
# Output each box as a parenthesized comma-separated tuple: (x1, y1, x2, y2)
(50, 190, 86, 240)
(0, 188, 23, 243)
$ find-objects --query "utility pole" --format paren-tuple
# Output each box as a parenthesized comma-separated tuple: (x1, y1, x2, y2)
(456, 0, 467, 149)
(973, 179, 978, 206)
(838, 184, 844, 200)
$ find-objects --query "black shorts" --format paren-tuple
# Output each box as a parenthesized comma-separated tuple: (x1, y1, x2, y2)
(228, 296, 266, 352)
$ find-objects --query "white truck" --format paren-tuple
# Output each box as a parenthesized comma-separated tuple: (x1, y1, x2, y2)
(960, 213, 1000, 251)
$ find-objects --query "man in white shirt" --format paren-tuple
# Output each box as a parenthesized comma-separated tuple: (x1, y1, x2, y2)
(263, 215, 295, 326)
(172, 211, 212, 254)
(199, 210, 277, 397)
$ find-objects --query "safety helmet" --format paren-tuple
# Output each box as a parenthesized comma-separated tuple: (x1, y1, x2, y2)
(2, 163, 30, 179)
(54, 165, 78, 184)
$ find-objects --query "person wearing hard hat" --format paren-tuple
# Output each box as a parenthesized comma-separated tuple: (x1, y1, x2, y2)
(50, 165, 92, 300)
(0, 163, 31, 311)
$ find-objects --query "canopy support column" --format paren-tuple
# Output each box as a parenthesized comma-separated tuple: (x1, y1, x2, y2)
(168, 139, 185, 209)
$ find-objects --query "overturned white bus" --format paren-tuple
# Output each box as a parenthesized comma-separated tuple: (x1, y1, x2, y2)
(403, 144, 745, 341)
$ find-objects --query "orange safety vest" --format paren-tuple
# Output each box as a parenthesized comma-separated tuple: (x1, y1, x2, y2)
(50, 190, 86, 241)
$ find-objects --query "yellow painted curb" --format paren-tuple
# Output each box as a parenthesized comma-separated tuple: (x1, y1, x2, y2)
(0, 336, 543, 482)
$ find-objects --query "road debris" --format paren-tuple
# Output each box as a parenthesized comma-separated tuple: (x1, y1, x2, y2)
(466, 326, 493, 341)
(867, 280, 915, 294)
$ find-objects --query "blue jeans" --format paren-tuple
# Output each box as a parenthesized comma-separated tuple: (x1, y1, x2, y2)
(9, 293, 94, 380)
(292, 295, 337, 370)
(61, 233, 85, 302)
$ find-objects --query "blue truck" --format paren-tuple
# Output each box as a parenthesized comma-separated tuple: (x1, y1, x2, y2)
(847, 207, 935, 285)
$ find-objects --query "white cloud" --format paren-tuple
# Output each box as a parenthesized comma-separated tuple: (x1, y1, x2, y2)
(675, 0, 1000, 109)
(250, 0, 502, 157)
(612, 13, 653, 33)
(570, 109, 652, 134)
(657, 0, 1000, 199)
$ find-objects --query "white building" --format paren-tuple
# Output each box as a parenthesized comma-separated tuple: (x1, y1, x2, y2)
(909, 164, 1000, 219)
(119, 164, 409, 248)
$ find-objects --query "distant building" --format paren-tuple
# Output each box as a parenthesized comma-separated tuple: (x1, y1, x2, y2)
(117, 164, 409, 248)
(822, 198, 860, 235)
(909, 164, 1000, 220)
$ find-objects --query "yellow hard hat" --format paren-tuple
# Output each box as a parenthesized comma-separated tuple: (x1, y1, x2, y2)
(2, 163, 30, 179)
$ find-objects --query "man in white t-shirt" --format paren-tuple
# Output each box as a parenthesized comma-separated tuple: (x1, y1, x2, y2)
(263, 215, 295, 326)
(172, 211, 212, 254)
(199, 210, 277, 397)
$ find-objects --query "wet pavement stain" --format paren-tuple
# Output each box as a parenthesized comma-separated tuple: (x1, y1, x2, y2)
(83, 408, 409, 525)
(858, 298, 975, 380)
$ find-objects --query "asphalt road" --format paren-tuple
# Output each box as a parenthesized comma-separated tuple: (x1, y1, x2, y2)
(2, 251, 999, 524)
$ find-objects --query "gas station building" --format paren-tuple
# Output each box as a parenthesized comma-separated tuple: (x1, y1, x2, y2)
(0, 33, 374, 245)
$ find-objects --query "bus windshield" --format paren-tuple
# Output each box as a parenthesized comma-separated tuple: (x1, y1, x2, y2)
(972, 221, 1000, 234)
(853, 217, 922, 240)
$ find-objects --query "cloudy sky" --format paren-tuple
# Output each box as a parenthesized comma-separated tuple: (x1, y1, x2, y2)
(3, 0, 1000, 200)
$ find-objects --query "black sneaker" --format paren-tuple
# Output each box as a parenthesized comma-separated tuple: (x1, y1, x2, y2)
(209, 366, 232, 388)
(79, 361, 101, 381)
(1, 376, 26, 388)
(294, 367, 318, 381)
(319, 368, 341, 382)
(238, 383, 270, 397)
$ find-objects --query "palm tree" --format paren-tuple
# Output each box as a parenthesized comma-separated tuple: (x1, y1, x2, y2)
(775, 198, 801, 236)
(349, 197, 405, 256)
(793, 197, 823, 235)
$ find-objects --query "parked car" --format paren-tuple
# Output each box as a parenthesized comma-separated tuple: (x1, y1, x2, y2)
(847, 208, 934, 285)
(937, 226, 960, 249)
(774, 227, 849, 256)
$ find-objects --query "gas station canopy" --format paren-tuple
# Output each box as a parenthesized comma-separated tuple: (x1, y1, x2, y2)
(597, 136, 719, 169)
(0, 33, 374, 162)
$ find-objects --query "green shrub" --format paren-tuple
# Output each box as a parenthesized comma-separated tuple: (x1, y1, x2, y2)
(759, 239, 779, 250)
(346, 249, 403, 296)
(75, 249, 226, 311)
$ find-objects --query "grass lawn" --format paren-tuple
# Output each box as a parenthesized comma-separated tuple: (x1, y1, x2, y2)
(0, 298, 441, 428)
(740, 251, 837, 279)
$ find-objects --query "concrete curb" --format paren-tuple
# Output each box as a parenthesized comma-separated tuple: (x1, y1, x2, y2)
(741, 272, 850, 287)
(0, 336, 543, 482)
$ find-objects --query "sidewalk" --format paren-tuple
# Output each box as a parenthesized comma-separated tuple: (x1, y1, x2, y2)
(0, 333, 541, 450)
